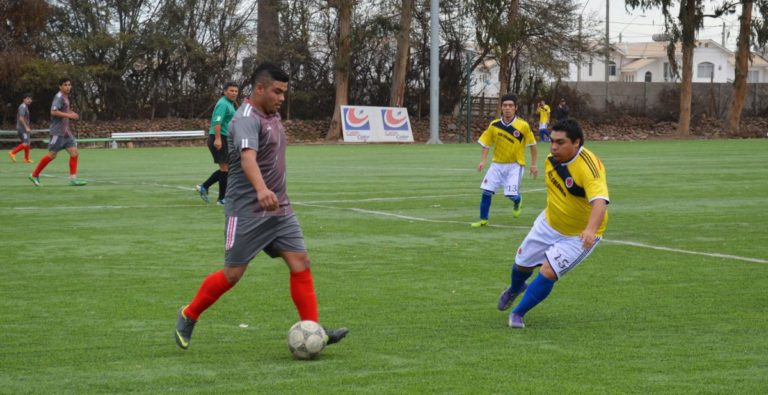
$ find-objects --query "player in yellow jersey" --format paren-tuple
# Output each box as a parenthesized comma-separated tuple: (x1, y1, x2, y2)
(496, 119, 609, 328)
(536, 99, 551, 142)
(471, 94, 538, 228)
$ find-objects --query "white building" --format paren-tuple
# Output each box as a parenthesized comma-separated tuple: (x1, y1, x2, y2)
(567, 39, 768, 83)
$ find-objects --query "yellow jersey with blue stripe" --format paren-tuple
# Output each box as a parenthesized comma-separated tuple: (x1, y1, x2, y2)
(544, 146, 609, 236)
(537, 104, 551, 125)
(478, 116, 535, 165)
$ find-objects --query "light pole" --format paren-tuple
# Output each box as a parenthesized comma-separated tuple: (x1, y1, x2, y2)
(618, 14, 647, 43)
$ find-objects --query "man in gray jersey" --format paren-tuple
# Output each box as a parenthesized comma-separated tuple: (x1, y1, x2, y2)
(8, 94, 34, 163)
(174, 62, 348, 351)
(28, 78, 86, 186)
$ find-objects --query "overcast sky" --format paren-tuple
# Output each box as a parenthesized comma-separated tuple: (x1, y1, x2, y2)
(581, 1, 743, 51)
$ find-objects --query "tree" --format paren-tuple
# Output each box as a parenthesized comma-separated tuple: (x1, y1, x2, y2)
(389, 0, 414, 107)
(626, 0, 731, 136)
(257, 0, 281, 65)
(326, 0, 352, 140)
(725, 1, 751, 133)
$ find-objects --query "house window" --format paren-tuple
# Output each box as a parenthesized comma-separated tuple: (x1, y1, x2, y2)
(697, 62, 714, 79)
(663, 62, 670, 81)
(588, 61, 593, 77)
(608, 61, 617, 76)
(645, 71, 652, 82)
(747, 70, 759, 83)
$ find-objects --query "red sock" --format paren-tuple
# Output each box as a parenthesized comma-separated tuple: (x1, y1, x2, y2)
(23, 146, 30, 160)
(11, 144, 24, 155)
(32, 155, 53, 177)
(69, 156, 78, 176)
(184, 270, 233, 321)
(290, 269, 319, 322)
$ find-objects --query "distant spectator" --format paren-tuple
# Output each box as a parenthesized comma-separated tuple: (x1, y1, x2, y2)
(555, 98, 570, 121)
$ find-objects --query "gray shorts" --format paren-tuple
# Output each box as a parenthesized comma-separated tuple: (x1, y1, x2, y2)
(17, 129, 30, 144)
(224, 214, 306, 266)
(48, 135, 77, 152)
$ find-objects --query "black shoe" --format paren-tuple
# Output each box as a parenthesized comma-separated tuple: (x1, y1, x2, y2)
(323, 327, 349, 346)
(175, 306, 197, 350)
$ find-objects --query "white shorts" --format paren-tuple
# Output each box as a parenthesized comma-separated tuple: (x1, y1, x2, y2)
(539, 123, 548, 130)
(515, 211, 601, 279)
(481, 162, 524, 196)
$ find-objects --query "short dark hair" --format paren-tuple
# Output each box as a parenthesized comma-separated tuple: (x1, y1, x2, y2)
(222, 81, 238, 95)
(23, 93, 32, 99)
(551, 118, 584, 147)
(251, 62, 289, 87)
(58, 78, 71, 86)
(500, 93, 518, 106)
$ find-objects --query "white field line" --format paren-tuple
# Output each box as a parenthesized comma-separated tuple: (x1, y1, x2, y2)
(293, 202, 768, 265)
(5, 171, 764, 264)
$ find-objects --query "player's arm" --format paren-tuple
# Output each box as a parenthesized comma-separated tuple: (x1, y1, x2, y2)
(528, 144, 538, 178)
(18, 111, 31, 132)
(581, 199, 607, 249)
(211, 103, 224, 150)
(477, 146, 490, 172)
(241, 149, 279, 211)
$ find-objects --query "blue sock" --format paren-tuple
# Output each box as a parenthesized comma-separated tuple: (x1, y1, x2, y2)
(507, 195, 521, 205)
(480, 190, 493, 220)
(512, 273, 556, 317)
(510, 265, 533, 293)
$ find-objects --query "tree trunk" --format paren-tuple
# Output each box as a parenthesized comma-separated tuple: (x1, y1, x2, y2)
(677, 0, 697, 136)
(326, 0, 352, 140)
(496, 0, 518, 117)
(389, 0, 414, 107)
(726, 0, 753, 134)
(257, 0, 280, 64)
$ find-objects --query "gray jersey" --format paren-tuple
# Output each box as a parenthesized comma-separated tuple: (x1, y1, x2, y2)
(16, 103, 29, 132)
(50, 92, 71, 136)
(225, 99, 292, 218)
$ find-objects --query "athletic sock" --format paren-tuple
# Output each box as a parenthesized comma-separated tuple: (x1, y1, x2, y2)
(480, 190, 493, 220)
(10, 144, 24, 155)
(290, 269, 319, 322)
(510, 264, 534, 293)
(507, 194, 521, 205)
(218, 171, 228, 201)
(512, 273, 556, 317)
(32, 155, 53, 177)
(69, 156, 78, 177)
(184, 270, 233, 321)
(23, 146, 30, 160)
(202, 170, 221, 189)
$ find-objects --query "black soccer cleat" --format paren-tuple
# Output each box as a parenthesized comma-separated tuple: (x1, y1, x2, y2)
(323, 327, 349, 346)
(175, 306, 197, 350)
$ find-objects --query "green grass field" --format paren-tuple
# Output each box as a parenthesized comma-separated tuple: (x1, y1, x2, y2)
(1, 139, 767, 394)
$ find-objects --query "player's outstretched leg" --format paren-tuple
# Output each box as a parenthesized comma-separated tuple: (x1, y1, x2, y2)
(175, 305, 197, 350)
(323, 327, 349, 345)
(510, 195, 523, 218)
(195, 184, 209, 204)
(497, 282, 528, 311)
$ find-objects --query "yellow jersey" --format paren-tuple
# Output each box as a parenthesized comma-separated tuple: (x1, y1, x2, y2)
(537, 104, 551, 125)
(478, 116, 535, 165)
(544, 146, 609, 236)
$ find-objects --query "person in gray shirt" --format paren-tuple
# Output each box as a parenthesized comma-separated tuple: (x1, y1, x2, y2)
(8, 93, 34, 163)
(174, 62, 348, 351)
(28, 78, 86, 186)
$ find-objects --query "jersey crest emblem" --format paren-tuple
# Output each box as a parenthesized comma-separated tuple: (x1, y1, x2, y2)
(513, 130, 520, 138)
(565, 177, 574, 188)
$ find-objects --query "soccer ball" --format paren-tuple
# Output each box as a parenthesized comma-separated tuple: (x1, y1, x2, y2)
(287, 320, 326, 360)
